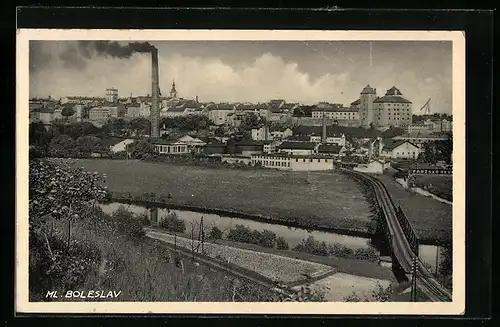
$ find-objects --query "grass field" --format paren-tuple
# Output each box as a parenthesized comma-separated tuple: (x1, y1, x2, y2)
(53, 158, 373, 233)
(412, 175, 453, 202)
(377, 173, 452, 243)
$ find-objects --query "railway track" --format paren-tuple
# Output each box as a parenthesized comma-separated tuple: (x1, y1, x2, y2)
(341, 168, 452, 302)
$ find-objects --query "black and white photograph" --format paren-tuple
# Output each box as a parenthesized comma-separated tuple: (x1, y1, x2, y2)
(17, 29, 465, 314)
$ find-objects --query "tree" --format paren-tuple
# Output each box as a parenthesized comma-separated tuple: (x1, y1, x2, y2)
(76, 135, 108, 156)
(129, 118, 151, 137)
(239, 112, 265, 132)
(29, 122, 48, 146)
(420, 134, 452, 164)
(29, 159, 108, 297)
(48, 134, 77, 158)
(128, 139, 157, 160)
(61, 106, 75, 120)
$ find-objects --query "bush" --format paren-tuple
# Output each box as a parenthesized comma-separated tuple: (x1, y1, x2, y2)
(111, 206, 145, 240)
(159, 212, 186, 233)
(353, 247, 378, 261)
(293, 236, 328, 256)
(259, 230, 277, 248)
(227, 225, 254, 244)
(209, 226, 223, 240)
(276, 236, 289, 250)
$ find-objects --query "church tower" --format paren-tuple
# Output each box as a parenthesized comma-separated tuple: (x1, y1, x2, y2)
(170, 80, 178, 99)
(359, 85, 377, 127)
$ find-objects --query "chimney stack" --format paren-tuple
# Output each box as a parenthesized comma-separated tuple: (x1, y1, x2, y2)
(150, 47, 160, 139)
(321, 109, 327, 143)
(196, 95, 199, 103)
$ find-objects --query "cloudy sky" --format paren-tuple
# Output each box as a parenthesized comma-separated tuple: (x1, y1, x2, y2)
(29, 40, 452, 113)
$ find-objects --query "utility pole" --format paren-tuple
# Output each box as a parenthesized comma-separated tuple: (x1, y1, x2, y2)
(199, 216, 204, 253)
(410, 256, 418, 302)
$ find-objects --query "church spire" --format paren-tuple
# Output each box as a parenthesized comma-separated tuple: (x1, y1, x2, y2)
(170, 79, 178, 98)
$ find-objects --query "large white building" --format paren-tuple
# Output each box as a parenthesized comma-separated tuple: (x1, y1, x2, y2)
(106, 88, 118, 103)
(208, 103, 236, 125)
(351, 85, 413, 128)
(251, 154, 336, 171)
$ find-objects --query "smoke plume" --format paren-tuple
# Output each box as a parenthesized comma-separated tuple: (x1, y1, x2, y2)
(77, 41, 156, 59)
(30, 41, 157, 73)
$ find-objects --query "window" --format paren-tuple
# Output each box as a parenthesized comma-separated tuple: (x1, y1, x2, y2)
(303, 159, 306, 162)
(296, 158, 298, 162)
(317, 159, 320, 162)
(310, 159, 313, 162)
(324, 159, 327, 163)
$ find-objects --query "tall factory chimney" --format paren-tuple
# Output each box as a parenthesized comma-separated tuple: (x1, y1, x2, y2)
(321, 109, 327, 143)
(150, 47, 160, 139)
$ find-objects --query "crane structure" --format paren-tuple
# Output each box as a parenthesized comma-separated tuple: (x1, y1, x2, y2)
(420, 98, 431, 114)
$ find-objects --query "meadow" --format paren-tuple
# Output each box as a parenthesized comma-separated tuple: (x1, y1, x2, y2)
(53, 158, 373, 234)
(52, 158, 452, 242)
(377, 174, 452, 242)
(411, 175, 453, 202)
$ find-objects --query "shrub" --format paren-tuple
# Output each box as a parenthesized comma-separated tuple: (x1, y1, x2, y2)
(353, 247, 379, 261)
(259, 230, 277, 248)
(293, 236, 328, 256)
(208, 226, 223, 240)
(227, 225, 254, 244)
(276, 236, 289, 250)
(111, 206, 145, 240)
(159, 212, 186, 233)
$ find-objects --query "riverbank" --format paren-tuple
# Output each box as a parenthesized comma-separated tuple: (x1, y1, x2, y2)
(53, 158, 374, 233)
(376, 173, 452, 242)
(146, 226, 395, 281)
(395, 178, 452, 205)
(146, 228, 394, 301)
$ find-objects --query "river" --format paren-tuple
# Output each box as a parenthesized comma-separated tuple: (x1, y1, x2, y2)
(101, 202, 442, 273)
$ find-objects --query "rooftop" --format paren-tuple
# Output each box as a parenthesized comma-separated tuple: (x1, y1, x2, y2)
(373, 86, 411, 104)
(318, 144, 344, 154)
(360, 85, 376, 95)
(278, 141, 318, 150)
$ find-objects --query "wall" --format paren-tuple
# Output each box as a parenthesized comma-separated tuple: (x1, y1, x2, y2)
(290, 157, 334, 171)
(110, 139, 135, 153)
(279, 148, 315, 156)
(390, 142, 421, 159)
(220, 155, 252, 165)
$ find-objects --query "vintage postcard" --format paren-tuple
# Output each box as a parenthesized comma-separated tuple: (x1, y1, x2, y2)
(16, 29, 465, 315)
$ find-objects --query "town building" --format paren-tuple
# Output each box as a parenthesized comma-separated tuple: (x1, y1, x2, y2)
(177, 135, 206, 153)
(270, 127, 293, 140)
(89, 106, 112, 121)
(277, 141, 319, 156)
(263, 140, 282, 154)
(311, 106, 360, 121)
(251, 126, 270, 141)
(152, 139, 190, 155)
(351, 85, 413, 128)
(234, 140, 265, 156)
(202, 138, 227, 155)
(106, 88, 118, 103)
(251, 154, 337, 171)
(126, 106, 142, 118)
(208, 103, 236, 125)
(392, 132, 450, 145)
(39, 106, 55, 125)
(109, 138, 135, 153)
(317, 144, 347, 157)
(380, 139, 421, 160)
(407, 123, 434, 134)
(353, 158, 391, 174)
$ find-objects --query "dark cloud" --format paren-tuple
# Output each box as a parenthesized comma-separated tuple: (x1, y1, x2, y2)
(29, 41, 53, 73)
(59, 45, 87, 70)
(77, 41, 156, 59)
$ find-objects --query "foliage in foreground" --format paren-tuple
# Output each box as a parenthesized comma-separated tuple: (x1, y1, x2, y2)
(293, 236, 379, 262)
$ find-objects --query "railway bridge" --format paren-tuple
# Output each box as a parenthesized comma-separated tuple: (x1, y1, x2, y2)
(341, 168, 452, 302)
